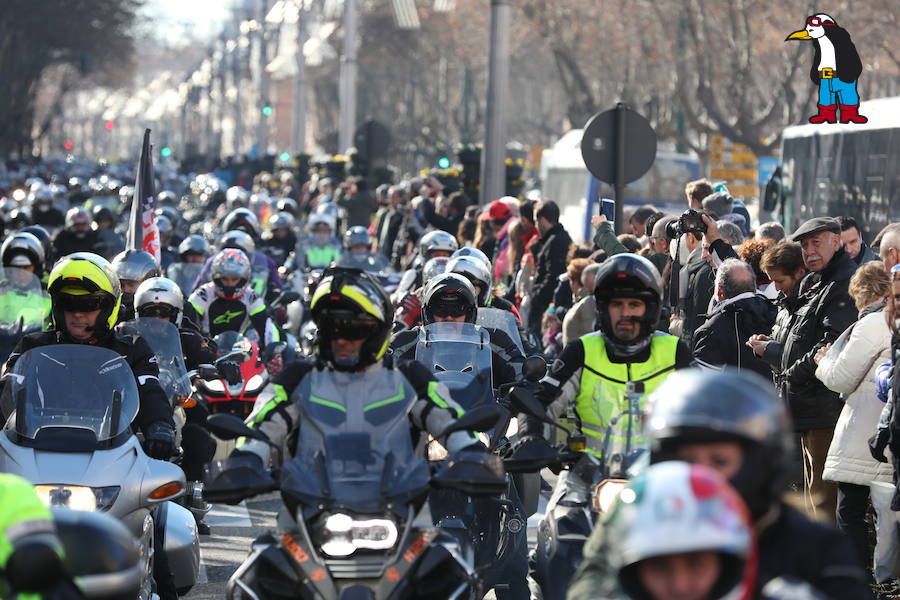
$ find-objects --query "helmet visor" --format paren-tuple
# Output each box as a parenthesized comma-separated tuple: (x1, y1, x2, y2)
(316, 311, 380, 341)
(59, 293, 107, 313)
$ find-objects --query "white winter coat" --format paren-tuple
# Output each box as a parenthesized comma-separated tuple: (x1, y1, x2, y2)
(816, 308, 893, 485)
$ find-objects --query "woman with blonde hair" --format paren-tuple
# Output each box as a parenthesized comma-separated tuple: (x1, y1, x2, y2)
(814, 260, 892, 572)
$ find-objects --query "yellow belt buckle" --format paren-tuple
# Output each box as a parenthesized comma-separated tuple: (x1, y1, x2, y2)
(821, 68, 834, 79)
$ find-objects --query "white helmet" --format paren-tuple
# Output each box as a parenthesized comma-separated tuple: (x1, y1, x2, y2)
(446, 256, 492, 305)
(135, 277, 185, 326)
(307, 212, 336, 233)
(418, 230, 458, 260)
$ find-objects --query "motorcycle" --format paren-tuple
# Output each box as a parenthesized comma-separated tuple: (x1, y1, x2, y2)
(196, 330, 269, 420)
(414, 322, 534, 599)
(0, 345, 190, 600)
(203, 397, 507, 599)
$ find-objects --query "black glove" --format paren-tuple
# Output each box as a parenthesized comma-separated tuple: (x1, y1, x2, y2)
(217, 360, 242, 386)
(144, 421, 177, 460)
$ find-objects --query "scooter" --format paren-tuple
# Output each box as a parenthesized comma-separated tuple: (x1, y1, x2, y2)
(0, 345, 191, 600)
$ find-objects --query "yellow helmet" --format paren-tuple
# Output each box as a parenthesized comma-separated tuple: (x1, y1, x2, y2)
(47, 252, 122, 335)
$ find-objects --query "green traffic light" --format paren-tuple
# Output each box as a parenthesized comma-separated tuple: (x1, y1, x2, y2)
(262, 106, 273, 116)
(437, 157, 451, 169)
(279, 152, 291, 162)
(160, 147, 172, 158)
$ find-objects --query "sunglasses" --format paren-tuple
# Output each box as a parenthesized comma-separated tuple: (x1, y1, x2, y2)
(431, 303, 468, 318)
(138, 305, 178, 320)
(59, 294, 106, 313)
(318, 315, 380, 340)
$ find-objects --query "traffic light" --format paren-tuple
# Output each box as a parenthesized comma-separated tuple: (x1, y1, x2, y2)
(160, 147, 172, 158)
(63, 140, 74, 151)
(279, 152, 291, 162)
(104, 120, 115, 131)
(261, 105, 273, 117)
(437, 156, 451, 169)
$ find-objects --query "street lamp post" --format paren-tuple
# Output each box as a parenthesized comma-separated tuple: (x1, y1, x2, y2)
(479, 0, 511, 206)
(338, 0, 359, 154)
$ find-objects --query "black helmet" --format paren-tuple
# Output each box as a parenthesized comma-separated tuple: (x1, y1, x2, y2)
(92, 205, 114, 225)
(276, 197, 298, 216)
(310, 267, 392, 371)
(422, 273, 478, 325)
(111, 249, 161, 285)
(222, 208, 260, 239)
(593, 253, 662, 346)
(645, 368, 794, 519)
(343, 226, 369, 250)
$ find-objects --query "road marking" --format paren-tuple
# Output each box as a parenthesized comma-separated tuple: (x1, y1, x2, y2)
(206, 501, 253, 528)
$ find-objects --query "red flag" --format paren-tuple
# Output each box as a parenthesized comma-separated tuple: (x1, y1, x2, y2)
(126, 129, 160, 262)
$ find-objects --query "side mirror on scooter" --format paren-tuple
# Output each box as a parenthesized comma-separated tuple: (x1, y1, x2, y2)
(6, 541, 65, 595)
(521, 355, 547, 382)
(439, 404, 502, 438)
(207, 413, 264, 442)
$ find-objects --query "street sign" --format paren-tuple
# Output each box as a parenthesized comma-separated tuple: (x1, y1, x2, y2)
(581, 105, 657, 185)
(728, 184, 759, 198)
(580, 104, 657, 233)
(711, 167, 758, 181)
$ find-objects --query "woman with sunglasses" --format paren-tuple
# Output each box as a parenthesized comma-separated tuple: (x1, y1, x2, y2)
(389, 272, 524, 387)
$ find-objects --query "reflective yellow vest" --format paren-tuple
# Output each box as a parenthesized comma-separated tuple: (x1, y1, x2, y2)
(574, 333, 679, 457)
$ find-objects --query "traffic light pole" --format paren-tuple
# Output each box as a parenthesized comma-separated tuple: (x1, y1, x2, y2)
(292, 0, 308, 154)
(338, 0, 359, 154)
(257, 0, 272, 157)
(479, 0, 511, 206)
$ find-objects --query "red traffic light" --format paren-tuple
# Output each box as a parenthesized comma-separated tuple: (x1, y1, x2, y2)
(104, 120, 115, 131)
(63, 140, 74, 151)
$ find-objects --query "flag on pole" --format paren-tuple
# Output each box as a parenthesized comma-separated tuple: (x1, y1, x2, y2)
(126, 128, 160, 262)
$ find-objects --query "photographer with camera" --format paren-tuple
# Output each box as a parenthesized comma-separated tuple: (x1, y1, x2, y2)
(665, 208, 717, 346)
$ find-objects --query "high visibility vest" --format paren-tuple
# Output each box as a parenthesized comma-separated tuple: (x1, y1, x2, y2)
(305, 245, 341, 269)
(574, 333, 679, 457)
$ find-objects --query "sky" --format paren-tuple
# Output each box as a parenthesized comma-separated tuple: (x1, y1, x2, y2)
(142, 0, 235, 46)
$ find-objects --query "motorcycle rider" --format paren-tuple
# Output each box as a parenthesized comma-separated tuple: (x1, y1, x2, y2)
(166, 235, 209, 294)
(184, 248, 279, 351)
(235, 267, 482, 471)
(568, 461, 755, 600)
(29, 184, 65, 229)
(111, 249, 161, 323)
(445, 255, 521, 321)
(91, 206, 125, 260)
(631, 368, 872, 598)
(393, 230, 458, 302)
(292, 212, 342, 271)
(390, 273, 523, 385)
(2, 252, 176, 461)
(260, 212, 298, 266)
(133, 277, 241, 534)
(52, 207, 100, 257)
(337, 225, 390, 272)
(0, 232, 50, 327)
(393, 256, 450, 330)
(192, 225, 285, 303)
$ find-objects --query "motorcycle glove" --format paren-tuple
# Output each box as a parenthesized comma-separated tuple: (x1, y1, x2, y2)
(217, 360, 243, 386)
(144, 421, 177, 460)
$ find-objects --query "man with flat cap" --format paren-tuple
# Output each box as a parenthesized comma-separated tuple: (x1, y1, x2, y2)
(779, 217, 857, 521)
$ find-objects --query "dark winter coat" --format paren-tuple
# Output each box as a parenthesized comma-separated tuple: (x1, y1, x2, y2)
(680, 246, 715, 349)
(780, 247, 858, 432)
(527, 223, 572, 330)
(692, 292, 777, 379)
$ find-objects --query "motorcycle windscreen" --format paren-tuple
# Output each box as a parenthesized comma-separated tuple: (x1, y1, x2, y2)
(0, 268, 49, 362)
(414, 322, 493, 409)
(118, 318, 191, 404)
(1, 345, 139, 451)
(166, 262, 203, 296)
(280, 375, 430, 514)
(476, 307, 524, 355)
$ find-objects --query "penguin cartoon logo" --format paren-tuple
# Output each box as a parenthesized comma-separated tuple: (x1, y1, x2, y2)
(786, 14, 867, 124)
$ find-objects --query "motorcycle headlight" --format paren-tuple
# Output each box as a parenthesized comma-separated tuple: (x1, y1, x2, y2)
(319, 513, 399, 557)
(34, 485, 120, 512)
(245, 373, 266, 393)
(203, 379, 225, 393)
(592, 479, 627, 513)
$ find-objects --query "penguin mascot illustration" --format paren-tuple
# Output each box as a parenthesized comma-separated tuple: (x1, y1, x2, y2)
(786, 13, 867, 124)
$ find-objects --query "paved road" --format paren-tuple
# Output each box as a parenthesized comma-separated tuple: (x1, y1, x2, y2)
(184, 487, 551, 599)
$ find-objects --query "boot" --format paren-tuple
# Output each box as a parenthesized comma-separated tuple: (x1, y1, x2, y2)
(839, 104, 868, 124)
(808, 104, 837, 124)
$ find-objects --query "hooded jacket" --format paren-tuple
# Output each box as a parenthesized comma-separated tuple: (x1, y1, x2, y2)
(780, 246, 858, 432)
(692, 292, 777, 379)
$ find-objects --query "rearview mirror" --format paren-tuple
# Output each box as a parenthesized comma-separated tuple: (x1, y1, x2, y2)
(440, 404, 501, 438)
(522, 355, 547, 382)
(207, 413, 260, 441)
(197, 364, 220, 381)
